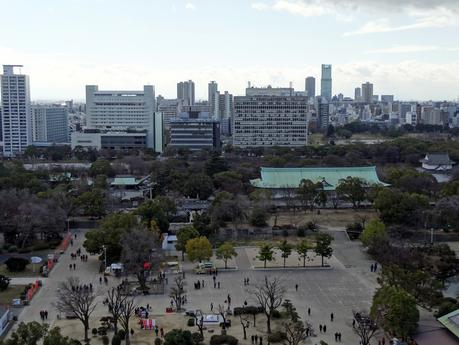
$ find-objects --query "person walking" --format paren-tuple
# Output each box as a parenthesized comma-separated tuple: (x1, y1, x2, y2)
(330, 312, 334, 321)
(319, 324, 322, 333)
(210, 302, 213, 311)
(218, 282, 220, 289)
(160, 328, 164, 337)
(308, 307, 311, 316)
(295, 284, 298, 291)
(338, 332, 342, 342)
(323, 325, 326, 333)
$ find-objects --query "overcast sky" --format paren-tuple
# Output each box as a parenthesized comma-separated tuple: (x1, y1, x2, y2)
(1, 0, 458, 101)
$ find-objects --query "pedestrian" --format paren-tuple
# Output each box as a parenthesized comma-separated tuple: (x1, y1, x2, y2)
(99, 276, 102, 284)
(338, 332, 342, 342)
(335, 333, 338, 341)
(70, 239, 73, 246)
(323, 325, 326, 333)
(374, 262, 378, 271)
(352, 319, 356, 327)
(251, 335, 254, 343)
(295, 284, 298, 291)
(201, 280, 204, 287)
(160, 328, 164, 337)
(73, 263, 76, 270)
(259, 336, 262, 345)
(214, 282, 217, 289)
(74, 233, 77, 239)
(308, 307, 311, 316)
(244, 278, 247, 286)
(254, 335, 258, 343)
(330, 312, 334, 321)
(130, 328, 134, 336)
(45, 310, 48, 319)
(69, 264, 72, 270)
(370, 263, 374, 272)
(218, 282, 220, 289)
(154, 327, 159, 337)
(246, 277, 249, 285)
(210, 302, 213, 311)
(319, 324, 322, 333)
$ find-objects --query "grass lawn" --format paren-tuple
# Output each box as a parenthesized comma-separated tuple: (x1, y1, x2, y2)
(0, 264, 42, 278)
(0, 285, 26, 305)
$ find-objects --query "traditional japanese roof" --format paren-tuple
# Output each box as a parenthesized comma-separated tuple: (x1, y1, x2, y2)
(250, 166, 388, 190)
(438, 308, 459, 338)
(111, 175, 140, 186)
(421, 153, 455, 166)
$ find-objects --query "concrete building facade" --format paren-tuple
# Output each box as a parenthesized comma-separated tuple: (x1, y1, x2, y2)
(32, 106, 69, 143)
(1, 65, 32, 157)
(305, 77, 315, 99)
(177, 80, 195, 106)
(233, 93, 308, 147)
(320, 64, 332, 101)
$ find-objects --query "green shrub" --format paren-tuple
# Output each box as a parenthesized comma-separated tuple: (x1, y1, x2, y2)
(0, 275, 11, 291)
(296, 227, 306, 237)
(154, 338, 162, 345)
(3, 244, 11, 251)
(267, 331, 286, 343)
(187, 318, 195, 326)
(282, 229, 289, 237)
(210, 335, 238, 345)
(32, 243, 50, 251)
(272, 309, 281, 318)
(191, 332, 203, 345)
(5, 257, 29, 272)
(111, 335, 121, 345)
(8, 245, 18, 253)
(92, 328, 98, 336)
(233, 306, 264, 315)
(101, 335, 109, 345)
(117, 329, 126, 340)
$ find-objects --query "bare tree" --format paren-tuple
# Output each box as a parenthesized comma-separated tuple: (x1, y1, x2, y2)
(217, 304, 229, 331)
(250, 276, 285, 334)
(55, 277, 98, 342)
(119, 297, 137, 345)
(193, 314, 205, 338)
(121, 228, 163, 290)
(106, 287, 126, 333)
(239, 312, 251, 340)
(283, 321, 309, 345)
(169, 276, 185, 311)
(352, 310, 380, 345)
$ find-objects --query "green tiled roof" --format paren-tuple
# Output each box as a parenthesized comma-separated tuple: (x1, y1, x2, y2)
(438, 308, 459, 338)
(111, 176, 139, 186)
(250, 166, 388, 190)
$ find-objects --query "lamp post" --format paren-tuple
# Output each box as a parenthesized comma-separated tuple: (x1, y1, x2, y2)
(102, 245, 107, 269)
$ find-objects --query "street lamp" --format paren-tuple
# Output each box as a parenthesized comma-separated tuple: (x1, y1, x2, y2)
(102, 245, 107, 269)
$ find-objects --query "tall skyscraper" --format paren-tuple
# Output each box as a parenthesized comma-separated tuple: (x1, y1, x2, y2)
(354, 87, 361, 101)
(305, 77, 316, 98)
(1, 65, 32, 157)
(320, 64, 332, 101)
(32, 106, 69, 143)
(316, 97, 329, 130)
(362, 82, 374, 104)
(208, 81, 218, 117)
(177, 80, 195, 106)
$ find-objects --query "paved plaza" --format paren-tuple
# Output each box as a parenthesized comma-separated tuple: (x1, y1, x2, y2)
(9, 228, 380, 344)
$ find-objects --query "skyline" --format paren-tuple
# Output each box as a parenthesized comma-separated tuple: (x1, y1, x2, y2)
(1, 0, 458, 101)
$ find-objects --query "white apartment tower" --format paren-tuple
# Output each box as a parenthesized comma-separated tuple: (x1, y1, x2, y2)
(208, 81, 218, 117)
(1, 65, 32, 157)
(85, 85, 157, 148)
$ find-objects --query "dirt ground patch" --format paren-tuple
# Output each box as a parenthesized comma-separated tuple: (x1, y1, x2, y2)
(55, 312, 293, 345)
(0, 285, 26, 305)
(271, 209, 378, 229)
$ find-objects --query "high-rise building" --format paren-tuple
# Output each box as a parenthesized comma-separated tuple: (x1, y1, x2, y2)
(381, 95, 394, 103)
(169, 111, 220, 151)
(1, 65, 32, 157)
(305, 77, 316, 99)
(362, 82, 374, 104)
(157, 98, 183, 129)
(214, 91, 234, 135)
(32, 106, 69, 143)
(233, 88, 308, 147)
(177, 80, 195, 106)
(315, 97, 329, 130)
(82, 85, 160, 150)
(320, 64, 332, 101)
(208, 81, 218, 117)
(354, 87, 361, 101)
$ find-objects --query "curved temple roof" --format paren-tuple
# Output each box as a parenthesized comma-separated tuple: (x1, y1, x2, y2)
(250, 166, 388, 190)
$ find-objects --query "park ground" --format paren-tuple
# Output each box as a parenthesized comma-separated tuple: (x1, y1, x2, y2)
(2, 224, 384, 345)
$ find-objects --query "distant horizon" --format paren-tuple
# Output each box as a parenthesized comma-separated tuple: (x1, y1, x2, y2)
(1, 0, 458, 101)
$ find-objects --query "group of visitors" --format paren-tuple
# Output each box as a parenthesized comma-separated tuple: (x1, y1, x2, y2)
(250, 334, 263, 345)
(39, 310, 48, 321)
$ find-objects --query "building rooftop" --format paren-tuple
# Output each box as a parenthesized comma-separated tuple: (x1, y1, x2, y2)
(111, 175, 140, 186)
(250, 166, 388, 190)
(421, 153, 455, 166)
(438, 308, 459, 338)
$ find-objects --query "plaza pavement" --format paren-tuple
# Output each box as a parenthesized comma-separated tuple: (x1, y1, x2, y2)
(8, 228, 380, 344)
